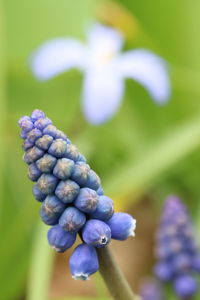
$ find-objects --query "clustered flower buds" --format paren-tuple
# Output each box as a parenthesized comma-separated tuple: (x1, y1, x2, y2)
(18, 109, 136, 280)
(154, 196, 200, 298)
(139, 279, 165, 300)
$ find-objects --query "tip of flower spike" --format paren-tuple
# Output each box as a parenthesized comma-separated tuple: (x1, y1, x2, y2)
(72, 273, 90, 281)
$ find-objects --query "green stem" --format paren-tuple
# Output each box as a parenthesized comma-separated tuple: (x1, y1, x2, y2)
(97, 247, 139, 300)
(27, 222, 55, 300)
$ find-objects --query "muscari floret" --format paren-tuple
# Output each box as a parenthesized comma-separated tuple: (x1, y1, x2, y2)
(47, 225, 76, 252)
(106, 212, 136, 240)
(40, 195, 66, 225)
(59, 206, 86, 232)
(82, 219, 111, 248)
(18, 109, 136, 280)
(74, 188, 99, 213)
(90, 195, 114, 221)
(69, 244, 99, 280)
(154, 195, 200, 298)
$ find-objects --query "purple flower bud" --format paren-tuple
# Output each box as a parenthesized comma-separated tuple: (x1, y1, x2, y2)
(30, 109, 45, 122)
(74, 188, 99, 213)
(28, 163, 42, 181)
(82, 219, 111, 248)
(47, 225, 76, 252)
(34, 117, 52, 130)
(96, 186, 104, 196)
(20, 130, 27, 139)
(27, 128, 42, 143)
(48, 139, 68, 158)
(77, 153, 87, 163)
(90, 195, 114, 221)
(32, 183, 46, 202)
(86, 170, 101, 190)
(172, 253, 191, 273)
(23, 146, 44, 164)
(71, 162, 90, 186)
(35, 134, 53, 151)
(59, 207, 86, 232)
(173, 275, 197, 298)
(40, 195, 66, 225)
(53, 158, 74, 180)
(20, 130, 27, 140)
(18, 116, 31, 128)
(55, 180, 80, 203)
(36, 154, 57, 173)
(23, 139, 34, 151)
(37, 174, 58, 194)
(154, 195, 200, 297)
(64, 143, 79, 161)
(56, 130, 68, 141)
(139, 279, 165, 300)
(154, 262, 173, 282)
(192, 254, 200, 272)
(69, 244, 99, 280)
(43, 124, 58, 138)
(19, 117, 34, 132)
(106, 212, 136, 240)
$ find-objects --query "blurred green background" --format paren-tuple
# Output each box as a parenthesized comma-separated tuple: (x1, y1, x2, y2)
(1, 0, 200, 299)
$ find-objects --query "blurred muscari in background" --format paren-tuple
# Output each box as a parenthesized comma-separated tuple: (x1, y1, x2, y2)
(2, 0, 200, 299)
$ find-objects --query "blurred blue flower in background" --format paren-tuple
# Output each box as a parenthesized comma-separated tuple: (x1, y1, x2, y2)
(154, 196, 200, 299)
(31, 23, 171, 125)
(139, 278, 165, 300)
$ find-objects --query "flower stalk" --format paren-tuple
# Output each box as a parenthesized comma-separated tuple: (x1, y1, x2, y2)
(97, 246, 139, 300)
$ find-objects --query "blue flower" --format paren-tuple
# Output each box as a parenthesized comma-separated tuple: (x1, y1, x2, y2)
(90, 195, 114, 221)
(139, 279, 165, 300)
(59, 207, 86, 232)
(53, 158, 75, 180)
(173, 275, 198, 298)
(74, 188, 99, 213)
(106, 212, 136, 240)
(18, 109, 137, 280)
(82, 219, 111, 248)
(40, 195, 66, 225)
(154, 196, 200, 298)
(30, 23, 171, 125)
(69, 244, 99, 280)
(28, 163, 42, 182)
(47, 225, 76, 252)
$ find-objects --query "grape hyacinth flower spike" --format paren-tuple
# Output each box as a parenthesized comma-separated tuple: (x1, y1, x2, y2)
(154, 196, 200, 299)
(18, 109, 137, 300)
(30, 23, 171, 125)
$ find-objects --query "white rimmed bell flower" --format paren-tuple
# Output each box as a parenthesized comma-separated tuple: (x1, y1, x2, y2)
(30, 23, 171, 125)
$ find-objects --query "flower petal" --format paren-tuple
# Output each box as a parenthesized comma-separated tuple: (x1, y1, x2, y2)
(86, 23, 124, 57)
(82, 68, 124, 125)
(118, 49, 170, 103)
(30, 38, 86, 80)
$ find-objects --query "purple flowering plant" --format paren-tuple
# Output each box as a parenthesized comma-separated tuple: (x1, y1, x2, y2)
(154, 196, 200, 299)
(18, 109, 137, 299)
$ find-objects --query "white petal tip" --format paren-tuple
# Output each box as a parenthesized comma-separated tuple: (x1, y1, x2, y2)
(129, 218, 136, 237)
(129, 231, 136, 237)
(72, 273, 90, 281)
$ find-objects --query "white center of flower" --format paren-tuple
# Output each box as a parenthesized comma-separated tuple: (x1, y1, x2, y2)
(96, 50, 115, 66)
